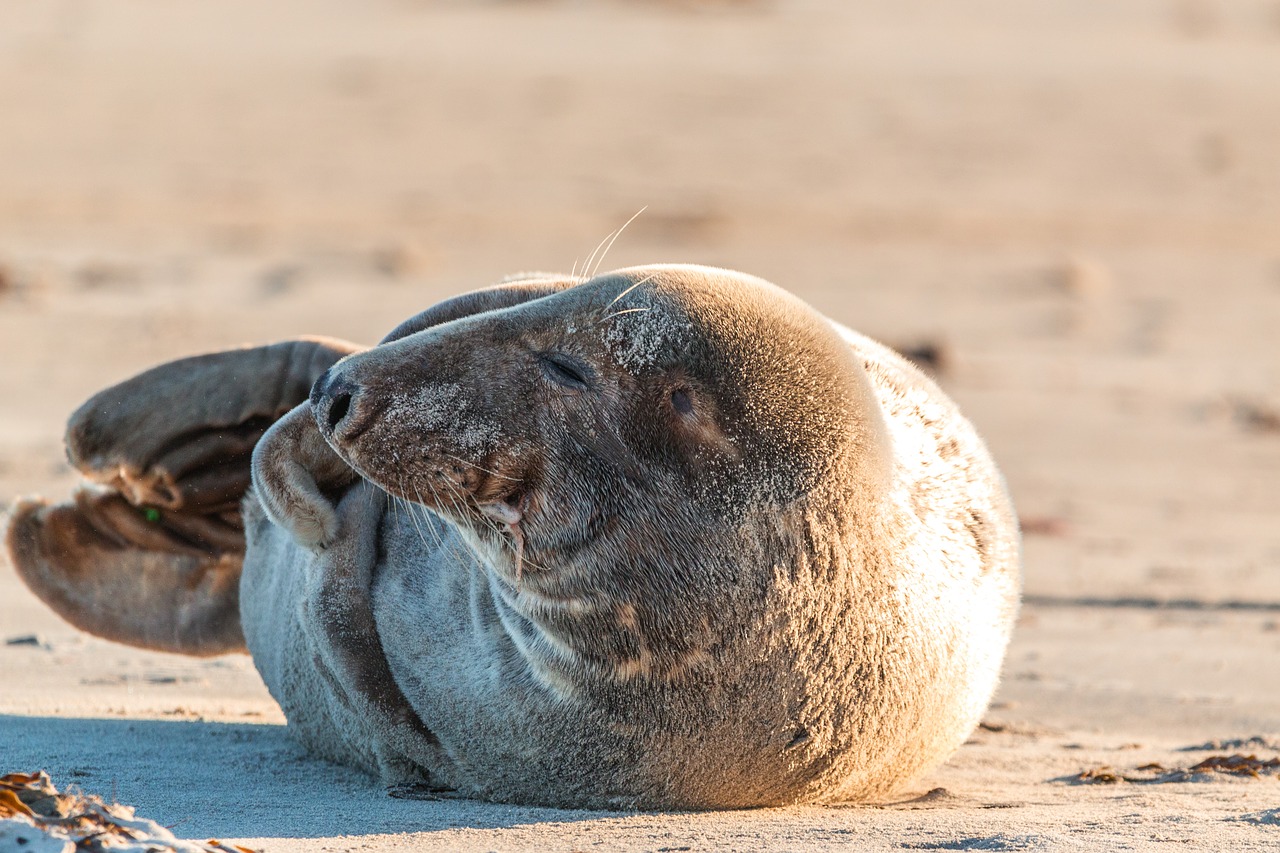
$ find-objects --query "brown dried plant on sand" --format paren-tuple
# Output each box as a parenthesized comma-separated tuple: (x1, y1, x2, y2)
(0, 771, 256, 853)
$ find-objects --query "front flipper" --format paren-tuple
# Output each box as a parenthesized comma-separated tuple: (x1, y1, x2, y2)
(297, 482, 443, 779)
(4, 336, 361, 655)
(251, 402, 357, 551)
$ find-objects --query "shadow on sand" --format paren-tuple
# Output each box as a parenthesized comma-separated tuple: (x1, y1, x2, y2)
(0, 714, 618, 839)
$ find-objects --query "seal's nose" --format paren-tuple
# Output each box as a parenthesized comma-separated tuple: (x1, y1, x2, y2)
(311, 368, 360, 437)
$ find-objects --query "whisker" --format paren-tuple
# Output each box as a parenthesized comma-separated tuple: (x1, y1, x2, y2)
(508, 543, 551, 577)
(438, 476, 472, 519)
(604, 272, 659, 310)
(420, 478, 470, 564)
(405, 496, 432, 552)
(581, 227, 620, 285)
(590, 206, 647, 280)
(416, 505, 443, 550)
(432, 470, 548, 581)
(445, 479, 529, 578)
(398, 476, 431, 552)
(601, 306, 651, 322)
(423, 481, 455, 548)
(443, 453, 520, 483)
(413, 481, 446, 548)
(387, 483, 401, 528)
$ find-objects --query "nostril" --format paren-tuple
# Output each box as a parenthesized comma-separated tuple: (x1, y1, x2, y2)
(327, 391, 352, 430)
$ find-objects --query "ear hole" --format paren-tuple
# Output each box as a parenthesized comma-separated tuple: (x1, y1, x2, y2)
(663, 382, 741, 466)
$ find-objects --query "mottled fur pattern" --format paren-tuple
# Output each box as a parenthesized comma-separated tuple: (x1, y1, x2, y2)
(5, 265, 1020, 809)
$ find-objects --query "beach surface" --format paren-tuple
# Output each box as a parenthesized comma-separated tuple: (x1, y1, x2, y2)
(2, 1, 1278, 849)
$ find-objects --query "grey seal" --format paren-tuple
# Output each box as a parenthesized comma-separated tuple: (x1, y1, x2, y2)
(6, 264, 1020, 809)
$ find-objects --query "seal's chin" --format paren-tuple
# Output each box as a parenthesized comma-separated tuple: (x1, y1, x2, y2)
(362, 466, 535, 581)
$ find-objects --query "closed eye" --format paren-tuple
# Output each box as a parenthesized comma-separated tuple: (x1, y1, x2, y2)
(539, 353, 591, 389)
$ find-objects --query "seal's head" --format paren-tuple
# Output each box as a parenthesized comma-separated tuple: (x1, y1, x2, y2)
(310, 264, 891, 681)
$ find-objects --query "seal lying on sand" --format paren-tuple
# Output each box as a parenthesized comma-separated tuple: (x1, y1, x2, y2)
(6, 265, 1020, 809)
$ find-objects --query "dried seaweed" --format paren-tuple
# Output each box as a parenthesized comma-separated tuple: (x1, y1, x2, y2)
(1068, 753, 1280, 785)
(0, 771, 256, 853)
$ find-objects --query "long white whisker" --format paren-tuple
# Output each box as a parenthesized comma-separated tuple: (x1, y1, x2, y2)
(398, 476, 431, 551)
(438, 476, 471, 518)
(387, 483, 401, 528)
(410, 481, 445, 550)
(443, 452, 519, 483)
(604, 272, 659, 310)
(423, 480, 455, 549)
(405, 496, 432, 552)
(591, 206, 646, 279)
(580, 229, 614, 285)
(431, 470, 547, 580)
(601, 307, 651, 322)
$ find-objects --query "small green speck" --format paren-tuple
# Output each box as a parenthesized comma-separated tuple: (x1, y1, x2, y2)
(142, 507, 161, 523)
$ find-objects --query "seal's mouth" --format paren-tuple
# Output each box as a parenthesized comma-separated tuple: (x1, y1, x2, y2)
(478, 489, 532, 579)
(477, 491, 524, 527)
(372, 460, 535, 581)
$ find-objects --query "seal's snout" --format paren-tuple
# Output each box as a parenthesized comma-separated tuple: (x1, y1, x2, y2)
(311, 369, 361, 438)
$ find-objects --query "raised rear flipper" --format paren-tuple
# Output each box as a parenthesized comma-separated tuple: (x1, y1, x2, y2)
(66, 336, 360, 512)
(4, 337, 361, 655)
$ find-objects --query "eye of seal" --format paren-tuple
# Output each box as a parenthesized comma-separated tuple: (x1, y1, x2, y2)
(539, 353, 591, 389)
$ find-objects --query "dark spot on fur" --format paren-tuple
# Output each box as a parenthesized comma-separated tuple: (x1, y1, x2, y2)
(965, 509, 989, 565)
(786, 728, 812, 750)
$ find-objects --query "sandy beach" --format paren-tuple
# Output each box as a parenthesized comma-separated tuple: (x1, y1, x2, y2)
(2, 1, 1279, 849)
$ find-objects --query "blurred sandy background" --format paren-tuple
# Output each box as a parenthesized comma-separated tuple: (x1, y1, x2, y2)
(2, 1, 1279, 849)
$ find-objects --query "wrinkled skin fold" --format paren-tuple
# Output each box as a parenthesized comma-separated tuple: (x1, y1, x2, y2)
(4, 265, 1021, 809)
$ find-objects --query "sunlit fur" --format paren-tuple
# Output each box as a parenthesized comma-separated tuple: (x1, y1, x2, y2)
(246, 265, 1021, 808)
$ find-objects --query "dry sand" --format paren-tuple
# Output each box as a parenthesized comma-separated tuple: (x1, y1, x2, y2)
(2, 1, 1279, 850)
